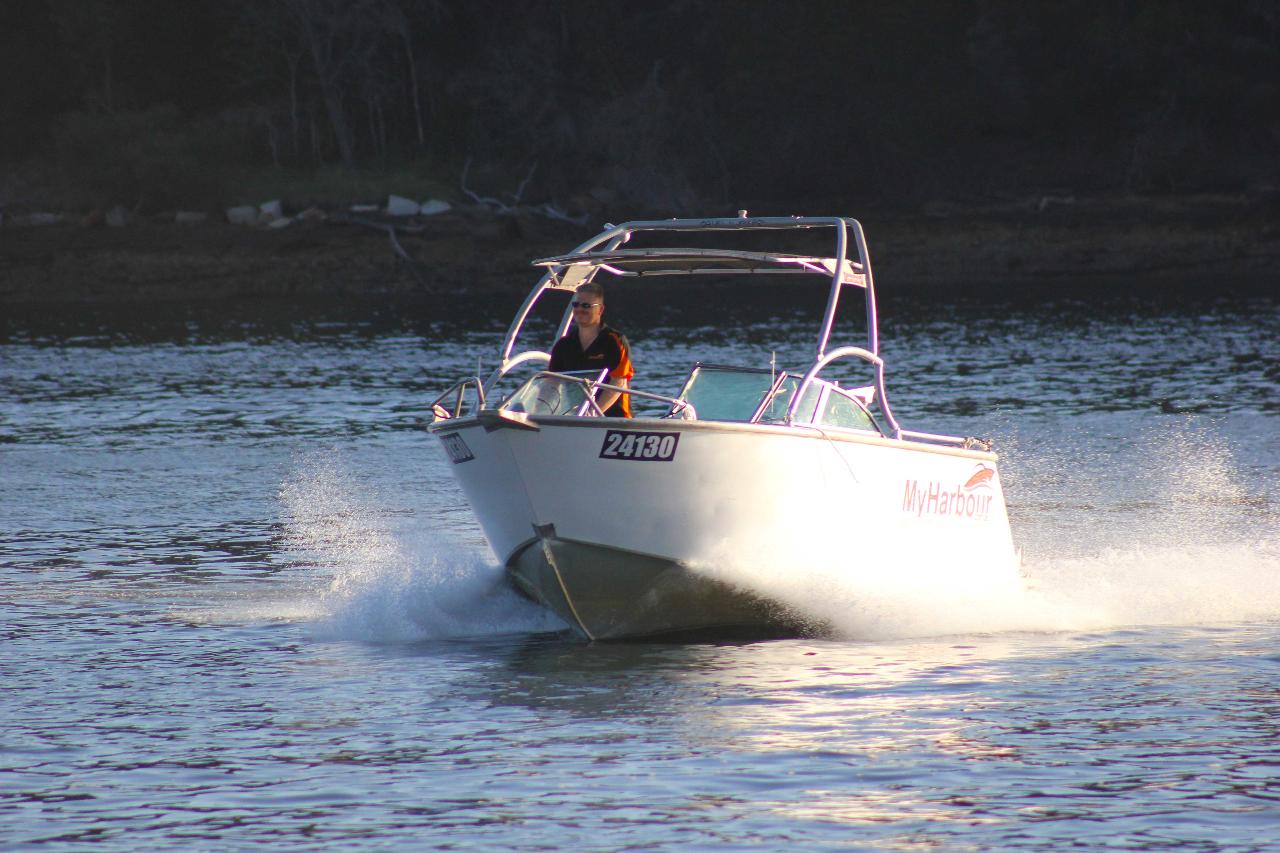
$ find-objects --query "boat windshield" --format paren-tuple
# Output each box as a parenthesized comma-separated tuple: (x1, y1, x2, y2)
(760, 377, 822, 424)
(676, 365, 821, 424)
(501, 370, 605, 416)
(818, 387, 880, 433)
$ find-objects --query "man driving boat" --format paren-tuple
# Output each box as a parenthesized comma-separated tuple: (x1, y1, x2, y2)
(549, 282, 633, 417)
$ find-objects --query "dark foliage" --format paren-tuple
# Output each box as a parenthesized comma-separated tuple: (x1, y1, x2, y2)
(2, 0, 1276, 212)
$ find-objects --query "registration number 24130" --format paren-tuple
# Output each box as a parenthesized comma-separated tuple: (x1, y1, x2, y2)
(599, 430, 679, 462)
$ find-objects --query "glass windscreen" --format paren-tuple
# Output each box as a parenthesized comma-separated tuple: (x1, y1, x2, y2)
(757, 376, 822, 424)
(676, 366, 776, 421)
(676, 365, 822, 424)
(501, 372, 598, 416)
(817, 388, 880, 432)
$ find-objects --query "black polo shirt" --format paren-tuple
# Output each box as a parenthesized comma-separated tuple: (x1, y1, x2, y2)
(549, 324, 634, 417)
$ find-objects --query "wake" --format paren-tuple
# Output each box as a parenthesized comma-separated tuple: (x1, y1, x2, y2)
(277, 452, 563, 642)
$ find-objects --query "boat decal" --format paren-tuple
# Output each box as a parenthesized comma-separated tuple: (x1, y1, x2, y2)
(902, 463, 995, 520)
(440, 432, 475, 464)
(600, 430, 679, 462)
(963, 465, 995, 489)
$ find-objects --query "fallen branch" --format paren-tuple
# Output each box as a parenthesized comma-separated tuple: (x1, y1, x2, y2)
(536, 202, 588, 226)
(460, 156, 513, 212)
(460, 158, 585, 224)
(511, 162, 537, 207)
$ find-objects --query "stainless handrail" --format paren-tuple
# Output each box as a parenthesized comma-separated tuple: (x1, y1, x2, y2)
(429, 376, 485, 421)
(784, 346, 903, 438)
(783, 349, 993, 449)
(485, 350, 551, 391)
(899, 430, 993, 451)
(571, 367, 612, 416)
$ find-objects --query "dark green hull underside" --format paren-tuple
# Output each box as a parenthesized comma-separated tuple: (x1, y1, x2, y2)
(506, 528, 814, 641)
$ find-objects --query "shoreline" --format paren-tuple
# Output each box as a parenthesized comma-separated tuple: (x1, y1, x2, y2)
(2, 194, 1276, 307)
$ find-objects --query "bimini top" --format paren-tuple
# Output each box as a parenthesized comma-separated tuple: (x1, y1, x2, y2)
(532, 248, 866, 288)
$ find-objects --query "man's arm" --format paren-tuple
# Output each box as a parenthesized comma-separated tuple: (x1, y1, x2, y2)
(595, 378, 627, 413)
(595, 330, 633, 415)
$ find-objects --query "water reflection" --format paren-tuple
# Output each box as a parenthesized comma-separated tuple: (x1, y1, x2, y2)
(438, 627, 1280, 836)
(483, 634, 1021, 751)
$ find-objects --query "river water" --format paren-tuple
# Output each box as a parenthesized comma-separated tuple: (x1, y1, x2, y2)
(3, 282, 1278, 850)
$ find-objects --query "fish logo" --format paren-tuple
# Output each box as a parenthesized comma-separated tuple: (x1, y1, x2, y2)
(963, 465, 995, 490)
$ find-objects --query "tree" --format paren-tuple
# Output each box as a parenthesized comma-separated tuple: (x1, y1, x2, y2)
(47, 0, 147, 113)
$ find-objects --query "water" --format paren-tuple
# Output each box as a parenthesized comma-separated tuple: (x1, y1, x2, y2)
(2, 285, 1278, 850)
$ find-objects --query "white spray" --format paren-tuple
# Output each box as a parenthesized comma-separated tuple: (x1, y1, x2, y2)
(689, 417, 1280, 641)
(278, 451, 563, 642)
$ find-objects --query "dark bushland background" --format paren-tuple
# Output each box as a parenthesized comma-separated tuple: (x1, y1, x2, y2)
(2, 0, 1277, 215)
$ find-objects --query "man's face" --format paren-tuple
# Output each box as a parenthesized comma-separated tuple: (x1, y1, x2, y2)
(572, 292, 603, 325)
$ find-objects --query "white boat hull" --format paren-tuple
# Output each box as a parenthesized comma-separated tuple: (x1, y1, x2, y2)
(432, 414, 1020, 640)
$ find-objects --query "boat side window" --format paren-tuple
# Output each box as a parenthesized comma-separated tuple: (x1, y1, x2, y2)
(818, 387, 880, 433)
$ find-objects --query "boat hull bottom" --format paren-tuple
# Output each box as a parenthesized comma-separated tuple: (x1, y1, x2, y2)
(506, 527, 816, 641)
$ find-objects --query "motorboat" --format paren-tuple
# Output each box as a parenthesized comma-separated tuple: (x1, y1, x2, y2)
(429, 214, 1020, 640)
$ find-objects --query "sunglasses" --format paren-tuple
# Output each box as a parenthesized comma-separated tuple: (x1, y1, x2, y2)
(570, 301, 600, 309)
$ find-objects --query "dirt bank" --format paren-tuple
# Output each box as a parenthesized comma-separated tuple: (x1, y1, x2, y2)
(2, 194, 1276, 307)
(0, 209, 577, 306)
